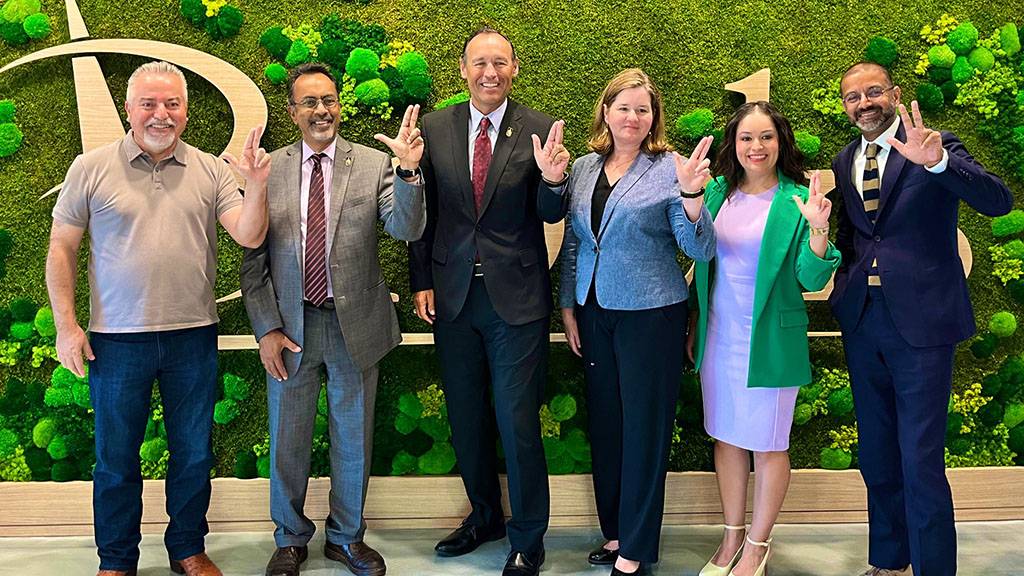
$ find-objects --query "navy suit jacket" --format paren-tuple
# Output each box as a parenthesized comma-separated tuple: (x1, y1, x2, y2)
(829, 124, 1013, 347)
(408, 100, 558, 325)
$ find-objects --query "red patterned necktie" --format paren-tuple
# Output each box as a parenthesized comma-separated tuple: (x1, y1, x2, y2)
(304, 153, 328, 306)
(472, 117, 492, 214)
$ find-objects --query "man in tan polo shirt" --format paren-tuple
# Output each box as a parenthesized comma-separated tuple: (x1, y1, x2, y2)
(45, 61, 270, 576)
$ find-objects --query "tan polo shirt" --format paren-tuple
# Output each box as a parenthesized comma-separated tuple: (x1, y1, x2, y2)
(52, 132, 243, 333)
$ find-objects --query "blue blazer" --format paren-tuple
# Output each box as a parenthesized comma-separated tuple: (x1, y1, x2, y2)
(830, 125, 1013, 347)
(539, 152, 716, 310)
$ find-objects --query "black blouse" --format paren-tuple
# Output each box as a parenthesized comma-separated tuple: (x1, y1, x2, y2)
(591, 168, 615, 239)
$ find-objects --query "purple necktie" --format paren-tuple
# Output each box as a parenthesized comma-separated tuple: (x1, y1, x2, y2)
(304, 153, 328, 306)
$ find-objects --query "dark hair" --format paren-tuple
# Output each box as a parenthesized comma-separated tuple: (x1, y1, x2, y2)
(713, 101, 805, 195)
(287, 63, 337, 103)
(840, 61, 894, 91)
(461, 26, 518, 62)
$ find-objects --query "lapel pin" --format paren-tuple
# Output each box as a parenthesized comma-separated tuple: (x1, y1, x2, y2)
(345, 157, 353, 167)
(506, 127, 513, 138)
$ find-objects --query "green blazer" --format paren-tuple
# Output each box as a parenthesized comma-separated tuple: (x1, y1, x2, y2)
(692, 174, 841, 388)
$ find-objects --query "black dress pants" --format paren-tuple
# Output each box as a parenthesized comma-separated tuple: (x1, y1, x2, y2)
(434, 276, 550, 558)
(577, 293, 687, 563)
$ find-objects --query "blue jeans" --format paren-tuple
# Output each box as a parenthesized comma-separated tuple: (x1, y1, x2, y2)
(89, 324, 218, 571)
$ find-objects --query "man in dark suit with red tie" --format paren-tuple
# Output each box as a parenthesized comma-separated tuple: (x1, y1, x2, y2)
(830, 62, 1013, 576)
(406, 26, 562, 576)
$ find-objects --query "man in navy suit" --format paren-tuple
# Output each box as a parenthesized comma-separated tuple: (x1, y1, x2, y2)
(406, 27, 561, 576)
(829, 62, 1013, 576)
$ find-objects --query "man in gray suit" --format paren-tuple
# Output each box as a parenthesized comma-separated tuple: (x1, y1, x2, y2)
(241, 63, 426, 576)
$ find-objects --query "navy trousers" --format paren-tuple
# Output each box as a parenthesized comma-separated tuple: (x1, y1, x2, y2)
(434, 275, 550, 558)
(89, 324, 218, 572)
(843, 287, 957, 576)
(577, 294, 686, 563)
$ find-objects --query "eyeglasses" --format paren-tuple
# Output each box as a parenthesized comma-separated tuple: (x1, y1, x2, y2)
(290, 96, 340, 110)
(842, 86, 895, 105)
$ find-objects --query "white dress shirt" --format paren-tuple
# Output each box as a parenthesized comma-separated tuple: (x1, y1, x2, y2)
(468, 99, 507, 179)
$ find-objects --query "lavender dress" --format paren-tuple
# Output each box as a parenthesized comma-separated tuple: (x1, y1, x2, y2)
(700, 187, 800, 452)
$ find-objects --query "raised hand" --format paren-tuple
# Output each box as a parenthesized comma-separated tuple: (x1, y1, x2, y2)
(532, 120, 570, 183)
(792, 170, 832, 228)
(887, 101, 944, 167)
(223, 125, 271, 186)
(374, 104, 424, 168)
(674, 135, 714, 195)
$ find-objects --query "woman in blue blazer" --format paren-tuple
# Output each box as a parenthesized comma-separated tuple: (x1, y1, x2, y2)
(535, 68, 716, 576)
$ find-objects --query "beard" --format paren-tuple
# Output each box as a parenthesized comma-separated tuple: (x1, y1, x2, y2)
(141, 120, 178, 154)
(307, 116, 337, 143)
(855, 105, 895, 134)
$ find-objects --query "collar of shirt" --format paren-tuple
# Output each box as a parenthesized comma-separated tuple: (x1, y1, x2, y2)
(301, 139, 337, 165)
(123, 130, 189, 166)
(858, 115, 901, 158)
(469, 99, 508, 137)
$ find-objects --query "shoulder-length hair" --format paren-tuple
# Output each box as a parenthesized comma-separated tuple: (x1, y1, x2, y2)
(588, 68, 673, 156)
(713, 101, 805, 196)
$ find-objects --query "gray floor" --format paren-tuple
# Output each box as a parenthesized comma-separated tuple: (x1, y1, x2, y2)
(1, 522, 1020, 575)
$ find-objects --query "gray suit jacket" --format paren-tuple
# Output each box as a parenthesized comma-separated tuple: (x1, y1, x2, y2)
(241, 136, 426, 376)
(548, 152, 715, 310)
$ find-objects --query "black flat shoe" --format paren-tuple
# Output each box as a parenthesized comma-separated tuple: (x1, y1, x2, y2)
(588, 544, 619, 565)
(610, 562, 651, 575)
(434, 520, 506, 557)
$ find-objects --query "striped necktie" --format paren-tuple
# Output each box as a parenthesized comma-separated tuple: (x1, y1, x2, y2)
(304, 153, 329, 305)
(863, 143, 881, 286)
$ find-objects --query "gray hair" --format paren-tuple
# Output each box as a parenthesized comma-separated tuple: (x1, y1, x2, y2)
(126, 61, 189, 103)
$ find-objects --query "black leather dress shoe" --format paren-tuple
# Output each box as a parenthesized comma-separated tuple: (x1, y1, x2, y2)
(588, 544, 619, 565)
(434, 521, 506, 557)
(610, 562, 652, 575)
(324, 541, 386, 576)
(265, 546, 308, 576)
(502, 550, 544, 576)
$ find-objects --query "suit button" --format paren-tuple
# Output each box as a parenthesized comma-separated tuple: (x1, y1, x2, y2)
(475, 225, 481, 231)
(873, 235, 881, 242)
(465, 257, 473, 263)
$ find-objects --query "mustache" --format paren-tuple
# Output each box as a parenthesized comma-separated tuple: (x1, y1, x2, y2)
(856, 106, 882, 118)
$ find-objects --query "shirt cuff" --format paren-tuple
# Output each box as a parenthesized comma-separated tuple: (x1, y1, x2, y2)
(926, 149, 949, 174)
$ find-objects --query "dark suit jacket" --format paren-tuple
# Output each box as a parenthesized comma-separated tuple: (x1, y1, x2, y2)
(829, 124, 1013, 348)
(408, 99, 559, 325)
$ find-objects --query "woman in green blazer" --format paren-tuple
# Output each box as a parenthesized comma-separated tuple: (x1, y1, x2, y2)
(686, 102, 841, 576)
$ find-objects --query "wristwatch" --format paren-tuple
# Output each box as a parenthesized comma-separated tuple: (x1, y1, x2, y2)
(396, 166, 421, 179)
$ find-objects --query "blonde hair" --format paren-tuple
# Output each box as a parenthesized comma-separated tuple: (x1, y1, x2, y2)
(587, 68, 672, 156)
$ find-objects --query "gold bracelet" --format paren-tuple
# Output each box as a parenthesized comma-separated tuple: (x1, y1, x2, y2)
(809, 225, 830, 237)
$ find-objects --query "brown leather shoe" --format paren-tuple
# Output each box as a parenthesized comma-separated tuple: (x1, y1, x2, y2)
(169, 552, 223, 576)
(97, 570, 136, 576)
(324, 540, 386, 576)
(266, 546, 308, 576)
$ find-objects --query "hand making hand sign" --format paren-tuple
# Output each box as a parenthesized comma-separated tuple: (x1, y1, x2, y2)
(792, 170, 833, 229)
(374, 104, 425, 171)
(222, 124, 271, 186)
(887, 100, 945, 168)
(673, 135, 715, 197)
(532, 119, 570, 183)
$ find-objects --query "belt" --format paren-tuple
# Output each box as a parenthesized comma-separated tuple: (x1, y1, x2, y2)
(304, 298, 335, 310)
